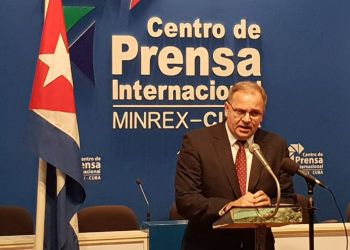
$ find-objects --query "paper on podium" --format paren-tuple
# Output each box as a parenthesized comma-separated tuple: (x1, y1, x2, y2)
(213, 205, 302, 229)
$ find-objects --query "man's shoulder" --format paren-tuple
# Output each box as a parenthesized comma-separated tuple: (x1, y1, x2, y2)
(255, 128, 287, 144)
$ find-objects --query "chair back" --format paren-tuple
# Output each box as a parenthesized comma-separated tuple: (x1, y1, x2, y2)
(78, 205, 139, 232)
(0, 206, 34, 235)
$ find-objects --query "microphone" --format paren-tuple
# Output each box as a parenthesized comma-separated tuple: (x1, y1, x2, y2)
(281, 158, 327, 189)
(136, 178, 151, 221)
(248, 143, 281, 219)
(249, 143, 274, 175)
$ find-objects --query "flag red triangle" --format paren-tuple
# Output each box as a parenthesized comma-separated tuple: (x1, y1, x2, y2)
(29, 0, 75, 113)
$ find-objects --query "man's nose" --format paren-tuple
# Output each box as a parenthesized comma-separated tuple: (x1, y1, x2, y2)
(242, 112, 252, 122)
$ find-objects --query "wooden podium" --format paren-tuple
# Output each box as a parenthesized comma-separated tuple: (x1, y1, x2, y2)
(213, 205, 302, 250)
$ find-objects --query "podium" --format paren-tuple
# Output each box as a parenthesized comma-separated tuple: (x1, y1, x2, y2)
(213, 205, 302, 250)
(142, 220, 187, 250)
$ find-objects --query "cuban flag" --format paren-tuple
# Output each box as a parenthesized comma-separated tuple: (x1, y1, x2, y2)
(27, 0, 85, 249)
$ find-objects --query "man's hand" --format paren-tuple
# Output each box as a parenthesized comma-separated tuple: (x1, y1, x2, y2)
(222, 190, 271, 213)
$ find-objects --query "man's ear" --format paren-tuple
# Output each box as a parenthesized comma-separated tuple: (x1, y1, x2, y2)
(224, 102, 229, 117)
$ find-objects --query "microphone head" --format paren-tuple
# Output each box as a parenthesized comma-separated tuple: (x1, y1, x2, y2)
(248, 143, 260, 153)
(281, 158, 299, 176)
(136, 178, 142, 185)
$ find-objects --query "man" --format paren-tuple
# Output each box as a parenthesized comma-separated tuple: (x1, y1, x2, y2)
(175, 81, 295, 250)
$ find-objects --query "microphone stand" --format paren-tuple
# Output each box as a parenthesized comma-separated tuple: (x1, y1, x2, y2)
(306, 181, 316, 250)
(139, 184, 151, 221)
(136, 179, 151, 221)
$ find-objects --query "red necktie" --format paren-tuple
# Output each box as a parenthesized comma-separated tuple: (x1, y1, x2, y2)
(235, 140, 247, 195)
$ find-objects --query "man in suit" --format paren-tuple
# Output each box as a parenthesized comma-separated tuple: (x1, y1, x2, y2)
(175, 81, 295, 250)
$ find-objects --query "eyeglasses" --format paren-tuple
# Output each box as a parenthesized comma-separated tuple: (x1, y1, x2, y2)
(226, 102, 263, 119)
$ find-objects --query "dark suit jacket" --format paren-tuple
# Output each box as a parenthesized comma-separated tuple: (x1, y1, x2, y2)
(175, 122, 295, 250)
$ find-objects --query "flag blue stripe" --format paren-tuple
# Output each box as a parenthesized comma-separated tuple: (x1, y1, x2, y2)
(27, 112, 85, 194)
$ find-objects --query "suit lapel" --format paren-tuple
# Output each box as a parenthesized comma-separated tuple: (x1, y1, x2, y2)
(248, 153, 264, 192)
(212, 123, 241, 198)
(248, 129, 269, 192)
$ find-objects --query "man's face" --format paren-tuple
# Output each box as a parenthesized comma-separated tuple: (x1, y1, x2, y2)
(224, 89, 264, 140)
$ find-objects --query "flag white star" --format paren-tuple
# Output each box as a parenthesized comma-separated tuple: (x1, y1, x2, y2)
(39, 34, 73, 87)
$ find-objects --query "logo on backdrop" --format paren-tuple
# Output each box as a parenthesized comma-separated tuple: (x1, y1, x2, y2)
(288, 143, 324, 175)
(81, 156, 102, 181)
(64, 6, 96, 85)
(65, 6, 263, 130)
(65, 6, 264, 131)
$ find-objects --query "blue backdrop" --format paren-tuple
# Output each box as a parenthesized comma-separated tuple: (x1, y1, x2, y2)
(1, 0, 350, 224)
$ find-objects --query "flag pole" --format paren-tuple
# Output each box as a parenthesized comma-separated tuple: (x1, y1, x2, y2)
(34, 159, 47, 250)
(34, 2, 49, 249)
